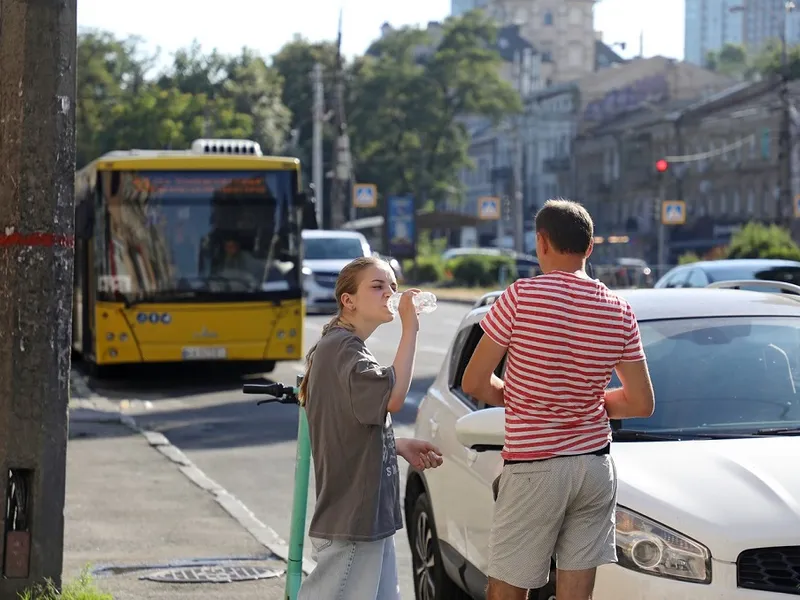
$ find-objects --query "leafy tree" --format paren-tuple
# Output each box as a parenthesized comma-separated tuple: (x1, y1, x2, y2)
(76, 30, 157, 166)
(271, 37, 341, 167)
(725, 221, 800, 260)
(75, 32, 291, 166)
(348, 11, 521, 214)
(678, 251, 701, 265)
(705, 43, 751, 79)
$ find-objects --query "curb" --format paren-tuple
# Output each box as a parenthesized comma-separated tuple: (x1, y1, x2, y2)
(69, 371, 317, 576)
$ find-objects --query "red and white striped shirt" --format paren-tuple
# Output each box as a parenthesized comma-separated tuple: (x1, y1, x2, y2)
(481, 271, 645, 461)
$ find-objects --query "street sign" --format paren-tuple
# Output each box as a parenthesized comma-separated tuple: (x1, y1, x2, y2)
(353, 183, 377, 208)
(478, 196, 500, 220)
(794, 195, 800, 218)
(661, 200, 686, 225)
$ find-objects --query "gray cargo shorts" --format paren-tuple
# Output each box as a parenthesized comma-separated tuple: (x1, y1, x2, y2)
(488, 453, 618, 590)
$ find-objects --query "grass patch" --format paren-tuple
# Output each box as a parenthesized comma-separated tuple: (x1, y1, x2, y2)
(18, 568, 111, 600)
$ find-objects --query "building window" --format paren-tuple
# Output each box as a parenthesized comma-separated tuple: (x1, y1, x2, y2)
(544, 11, 553, 25)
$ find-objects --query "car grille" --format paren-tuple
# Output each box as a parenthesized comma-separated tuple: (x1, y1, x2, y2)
(738, 546, 800, 595)
(313, 272, 339, 289)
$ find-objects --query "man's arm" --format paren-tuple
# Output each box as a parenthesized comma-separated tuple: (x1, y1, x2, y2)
(605, 359, 655, 418)
(461, 335, 506, 406)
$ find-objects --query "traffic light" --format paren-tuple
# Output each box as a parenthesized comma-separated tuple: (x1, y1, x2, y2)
(655, 159, 668, 173)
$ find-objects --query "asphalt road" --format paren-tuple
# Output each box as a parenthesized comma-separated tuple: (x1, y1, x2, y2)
(81, 300, 471, 600)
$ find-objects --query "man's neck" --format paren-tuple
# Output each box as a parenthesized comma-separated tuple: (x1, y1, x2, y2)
(543, 257, 587, 277)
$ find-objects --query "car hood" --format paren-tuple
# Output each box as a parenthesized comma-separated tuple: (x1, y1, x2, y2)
(613, 436, 800, 562)
(303, 258, 356, 273)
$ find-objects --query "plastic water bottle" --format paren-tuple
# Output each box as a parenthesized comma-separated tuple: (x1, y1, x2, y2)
(388, 291, 438, 315)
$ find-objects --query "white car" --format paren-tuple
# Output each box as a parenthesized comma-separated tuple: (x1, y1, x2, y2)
(302, 230, 372, 313)
(404, 284, 800, 600)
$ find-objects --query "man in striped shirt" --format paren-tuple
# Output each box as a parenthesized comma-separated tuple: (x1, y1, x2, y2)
(462, 199, 655, 600)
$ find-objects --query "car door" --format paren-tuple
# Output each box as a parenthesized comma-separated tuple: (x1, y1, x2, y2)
(428, 323, 490, 563)
(463, 355, 507, 576)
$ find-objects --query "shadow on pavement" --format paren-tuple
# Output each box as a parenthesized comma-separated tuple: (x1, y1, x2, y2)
(73, 358, 275, 401)
(73, 370, 436, 450)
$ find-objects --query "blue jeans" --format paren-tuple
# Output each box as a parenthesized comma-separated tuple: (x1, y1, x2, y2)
(297, 534, 400, 600)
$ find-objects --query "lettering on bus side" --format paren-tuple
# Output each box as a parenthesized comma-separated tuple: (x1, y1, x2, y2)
(98, 275, 132, 294)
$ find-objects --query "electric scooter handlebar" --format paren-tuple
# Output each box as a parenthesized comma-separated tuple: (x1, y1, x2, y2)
(243, 379, 300, 405)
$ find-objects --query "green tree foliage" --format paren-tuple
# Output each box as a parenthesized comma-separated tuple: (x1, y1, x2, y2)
(75, 12, 521, 216)
(705, 41, 800, 81)
(349, 11, 522, 212)
(725, 222, 800, 260)
(76, 32, 290, 167)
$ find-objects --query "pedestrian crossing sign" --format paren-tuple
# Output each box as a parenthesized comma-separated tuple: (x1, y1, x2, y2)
(661, 200, 686, 225)
(478, 196, 500, 220)
(353, 183, 377, 208)
(794, 195, 800, 218)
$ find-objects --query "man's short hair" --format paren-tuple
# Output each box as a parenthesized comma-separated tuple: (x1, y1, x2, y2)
(534, 199, 594, 255)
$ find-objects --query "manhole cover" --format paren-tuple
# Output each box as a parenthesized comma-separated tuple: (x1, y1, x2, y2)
(141, 565, 284, 583)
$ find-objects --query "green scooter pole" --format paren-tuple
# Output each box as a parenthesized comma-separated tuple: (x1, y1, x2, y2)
(242, 375, 311, 600)
(285, 377, 310, 599)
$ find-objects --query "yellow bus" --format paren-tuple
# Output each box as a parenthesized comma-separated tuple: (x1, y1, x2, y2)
(72, 138, 317, 375)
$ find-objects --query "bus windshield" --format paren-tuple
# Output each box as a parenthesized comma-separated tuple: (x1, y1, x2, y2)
(98, 169, 301, 304)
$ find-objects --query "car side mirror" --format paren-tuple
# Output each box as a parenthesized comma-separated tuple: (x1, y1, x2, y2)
(454, 407, 505, 452)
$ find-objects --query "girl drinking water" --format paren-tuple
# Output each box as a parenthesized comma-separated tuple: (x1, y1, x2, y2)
(297, 256, 443, 600)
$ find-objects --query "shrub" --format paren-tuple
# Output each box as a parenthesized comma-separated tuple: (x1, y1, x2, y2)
(446, 255, 516, 287)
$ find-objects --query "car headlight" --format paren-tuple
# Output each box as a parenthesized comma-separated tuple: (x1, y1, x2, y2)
(302, 266, 312, 277)
(616, 506, 711, 584)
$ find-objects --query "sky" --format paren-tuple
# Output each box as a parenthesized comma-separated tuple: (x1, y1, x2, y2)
(75, 0, 685, 68)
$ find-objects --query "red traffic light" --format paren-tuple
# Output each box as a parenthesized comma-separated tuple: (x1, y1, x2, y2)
(655, 159, 669, 172)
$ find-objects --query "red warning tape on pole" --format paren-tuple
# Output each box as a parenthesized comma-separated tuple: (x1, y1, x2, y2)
(0, 232, 74, 248)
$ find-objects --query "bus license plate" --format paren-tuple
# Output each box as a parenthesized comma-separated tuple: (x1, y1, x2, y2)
(181, 346, 227, 360)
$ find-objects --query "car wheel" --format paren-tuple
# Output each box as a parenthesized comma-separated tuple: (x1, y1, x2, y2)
(410, 493, 470, 600)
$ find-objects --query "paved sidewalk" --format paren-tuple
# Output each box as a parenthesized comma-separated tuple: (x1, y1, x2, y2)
(65, 385, 291, 598)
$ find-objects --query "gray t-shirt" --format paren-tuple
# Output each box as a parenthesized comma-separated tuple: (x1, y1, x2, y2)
(305, 327, 403, 542)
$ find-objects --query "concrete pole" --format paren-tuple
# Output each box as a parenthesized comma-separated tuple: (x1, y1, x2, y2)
(311, 63, 324, 228)
(0, 0, 77, 595)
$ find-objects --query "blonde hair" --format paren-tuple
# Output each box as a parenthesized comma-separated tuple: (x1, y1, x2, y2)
(298, 256, 385, 405)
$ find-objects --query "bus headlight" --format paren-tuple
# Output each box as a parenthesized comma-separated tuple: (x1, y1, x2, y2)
(616, 506, 711, 584)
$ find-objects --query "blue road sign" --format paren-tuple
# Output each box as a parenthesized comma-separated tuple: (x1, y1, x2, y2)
(386, 196, 415, 259)
(353, 183, 377, 208)
(478, 196, 500, 220)
(661, 200, 686, 225)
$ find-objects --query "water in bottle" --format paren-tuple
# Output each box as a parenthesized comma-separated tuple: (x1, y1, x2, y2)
(388, 291, 438, 315)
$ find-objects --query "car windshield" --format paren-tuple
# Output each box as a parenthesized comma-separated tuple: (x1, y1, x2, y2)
(304, 237, 365, 260)
(611, 316, 800, 434)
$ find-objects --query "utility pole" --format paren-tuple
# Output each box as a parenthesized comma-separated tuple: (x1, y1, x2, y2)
(779, 1, 795, 227)
(0, 0, 77, 596)
(311, 63, 325, 228)
(511, 49, 526, 254)
(329, 10, 352, 230)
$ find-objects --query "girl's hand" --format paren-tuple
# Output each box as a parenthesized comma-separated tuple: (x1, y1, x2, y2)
(396, 438, 443, 470)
